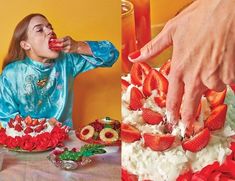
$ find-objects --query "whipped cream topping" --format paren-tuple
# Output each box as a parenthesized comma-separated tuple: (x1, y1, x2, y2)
(122, 73, 235, 181)
(5, 120, 54, 138)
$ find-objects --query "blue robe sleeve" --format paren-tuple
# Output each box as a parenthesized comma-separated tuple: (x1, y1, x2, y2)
(65, 41, 119, 77)
(0, 73, 18, 127)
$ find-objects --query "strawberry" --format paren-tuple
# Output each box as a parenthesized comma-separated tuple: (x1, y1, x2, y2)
(143, 69, 168, 97)
(122, 168, 138, 181)
(24, 116, 32, 126)
(34, 125, 44, 133)
(129, 87, 144, 110)
(205, 89, 227, 108)
(230, 84, 235, 92)
(182, 128, 210, 152)
(14, 114, 23, 122)
(121, 79, 130, 92)
(40, 119, 46, 125)
(154, 95, 166, 108)
(24, 127, 33, 134)
(159, 61, 171, 77)
(32, 119, 39, 126)
(15, 124, 23, 132)
(204, 104, 227, 131)
(130, 62, 151, 86)
(121, 123, 141, 143)
(143, 133, 175, 151)
(142, 108, 163, 125)
(8, 118, 14, 128)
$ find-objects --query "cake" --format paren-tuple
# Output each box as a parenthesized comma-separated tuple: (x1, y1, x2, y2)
(0, 115, 69, 151)
(121, 61, 235, 181)
(76, 117, 121, 146)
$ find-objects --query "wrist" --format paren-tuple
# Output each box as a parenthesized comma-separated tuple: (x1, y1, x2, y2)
(76, 41, 93, 56)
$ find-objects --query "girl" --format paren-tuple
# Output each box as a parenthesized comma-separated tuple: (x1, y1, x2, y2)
(0, 13, 119, 128)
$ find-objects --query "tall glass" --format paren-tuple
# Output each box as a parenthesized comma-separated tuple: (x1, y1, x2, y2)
(129, 0, 151, 49)
(121, 0, 137, 73)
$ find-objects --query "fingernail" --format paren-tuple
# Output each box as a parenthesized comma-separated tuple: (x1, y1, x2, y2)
(128, 50, 141, 60)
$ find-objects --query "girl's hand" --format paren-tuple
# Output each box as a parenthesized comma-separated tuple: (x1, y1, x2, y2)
(49, 36, 92, 55)
(128, 0, 235, 130)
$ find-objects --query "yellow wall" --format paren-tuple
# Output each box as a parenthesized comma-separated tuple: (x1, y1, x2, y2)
(0, 0, 121, 129)
(148, 0, 192, 67)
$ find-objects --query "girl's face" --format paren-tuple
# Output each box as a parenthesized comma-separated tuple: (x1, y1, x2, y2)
(21, 16, 59, 62)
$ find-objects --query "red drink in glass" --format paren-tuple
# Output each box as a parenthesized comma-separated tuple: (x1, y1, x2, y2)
(122, 0, 137, 73)
(129, 0, 151, 49)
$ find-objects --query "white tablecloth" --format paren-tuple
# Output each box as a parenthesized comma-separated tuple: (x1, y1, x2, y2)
(0, 131, 121, 181)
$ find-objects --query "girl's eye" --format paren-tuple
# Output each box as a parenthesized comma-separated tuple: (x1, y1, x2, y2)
(36, 28, 43, 32)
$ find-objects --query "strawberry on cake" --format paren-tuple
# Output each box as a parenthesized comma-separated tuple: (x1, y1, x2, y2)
(121, 61, 235, 181)
(0, 115, 69, 151)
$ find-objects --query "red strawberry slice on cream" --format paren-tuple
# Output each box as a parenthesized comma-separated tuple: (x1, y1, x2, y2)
(121, 79, 130, 92)
(129, 87, 144, 110)
(182, 128, 210, 152)
(159, 61, 171, 77)
(142, 108, 163, 125)
(204, 104, 227, 131)
(130, 62, 151, 86)
(205, 89, 227, 108)
(121, 123, 141, 143)
(15, 124, 23, 132)
(143, 133, 175, 151)
(154, 95, 166, 108)
(122, 168, 138, 181)
(143, 69, 168, 97)
(24, 127, 33, 134)
(25, 116, 33, 126)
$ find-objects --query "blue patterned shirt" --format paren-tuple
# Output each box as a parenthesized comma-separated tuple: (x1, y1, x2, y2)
(0, 41, 119, 128)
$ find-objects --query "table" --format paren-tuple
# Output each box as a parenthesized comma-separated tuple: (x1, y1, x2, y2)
(0, 131, 121, 181)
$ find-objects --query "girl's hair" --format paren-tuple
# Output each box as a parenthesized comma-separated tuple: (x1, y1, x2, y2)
(2, 13, 46, 70)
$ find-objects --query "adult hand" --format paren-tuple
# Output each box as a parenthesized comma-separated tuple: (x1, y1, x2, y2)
(128, 0, 235, 130)
(49, 36, 92, 55)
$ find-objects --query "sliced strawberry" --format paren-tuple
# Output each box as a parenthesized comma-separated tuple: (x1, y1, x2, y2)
(122, 168, 138, 181)
(230, 84, 235, 92)
(8, 118, 14, 128)
(143, 133, 175, 151)
(24, 116, 32, 126)
(159, 61, 171, 77)
(142, 108, 163, 125)
(15, 124, 23, 132)
(40, 119, 46, 125)
(154, 95, 166, 108)
(205, 89, 227, 108)
(14, 114, 23, 122)
(129, 87, 144, 110)
(34, 125, 44, 133)
(130, 62, 151, 86)
(32, 119, 39, 126)
(182, 128, 210, 152)
(24, 127, 33, 134)
(143, 69, 168, 97)
(121, 123, 141, 143)
(121, 79, 130, 92)
(204, 104, 227, 131)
